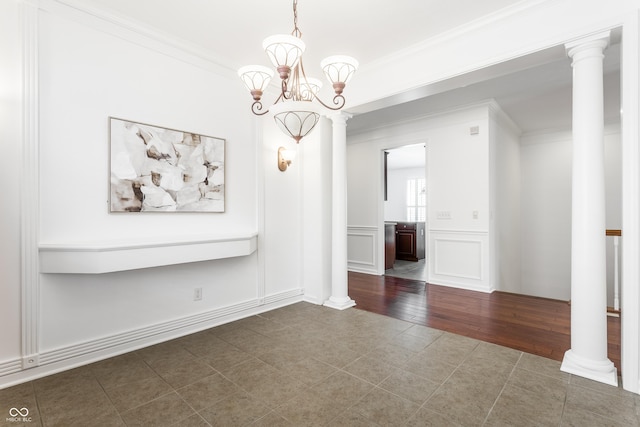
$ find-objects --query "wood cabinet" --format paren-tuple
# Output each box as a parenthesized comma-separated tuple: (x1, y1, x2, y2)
(395, 222, 425, 261)
(384, 222, 396, 269)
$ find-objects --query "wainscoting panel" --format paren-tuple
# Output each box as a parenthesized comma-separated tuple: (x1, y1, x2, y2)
(347, 226, 379, 275)
(429, 229, 492, 293)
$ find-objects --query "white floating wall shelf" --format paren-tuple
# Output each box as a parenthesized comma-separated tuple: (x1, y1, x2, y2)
(39, 232, 258, 274)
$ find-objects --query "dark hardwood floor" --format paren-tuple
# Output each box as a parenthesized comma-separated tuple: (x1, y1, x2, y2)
(348, 271, 622, 371)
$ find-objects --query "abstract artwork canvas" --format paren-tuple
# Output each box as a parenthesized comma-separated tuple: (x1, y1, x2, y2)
(109, 118, 225, 212)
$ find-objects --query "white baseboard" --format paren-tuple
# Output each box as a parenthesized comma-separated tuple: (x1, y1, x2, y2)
(348, 265, 379, 275)
(428, 279, 494, 294)
(0, 289, 304, 390)
(0, 359, 22, 378)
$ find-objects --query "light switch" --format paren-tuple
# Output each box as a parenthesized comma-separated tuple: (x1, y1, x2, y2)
(437, 211, 452, 219)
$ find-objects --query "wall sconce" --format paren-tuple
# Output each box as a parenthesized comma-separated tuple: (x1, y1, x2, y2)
(278, 147, 296, 172)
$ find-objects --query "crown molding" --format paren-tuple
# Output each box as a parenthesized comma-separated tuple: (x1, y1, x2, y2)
(362, 0, 552, 73)
(487, 99, 522, 136)
(34, 0, 238, 77)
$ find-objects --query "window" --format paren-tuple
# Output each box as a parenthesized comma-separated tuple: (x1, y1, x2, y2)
(407, 178, 426, 221)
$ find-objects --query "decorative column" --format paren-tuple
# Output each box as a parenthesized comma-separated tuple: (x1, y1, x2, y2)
(561, 31, 617, 386)
(324, 112, 356, 310)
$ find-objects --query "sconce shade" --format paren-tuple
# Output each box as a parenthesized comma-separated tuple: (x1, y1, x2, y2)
(321, 55, 359, 94)
(280, 148, 296, 162)
(277, 146, 296, 171)
(263, 34, 306, 78)
(238, 65, 274, 101)
(270, 100, 320, 143)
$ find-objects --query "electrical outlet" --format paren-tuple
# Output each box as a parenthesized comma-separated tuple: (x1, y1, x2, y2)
(194, 287, 202, 301)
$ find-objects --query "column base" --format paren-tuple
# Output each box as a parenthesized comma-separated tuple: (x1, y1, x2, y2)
(561, 349, 618, 387)
(323, 296, 356, 311)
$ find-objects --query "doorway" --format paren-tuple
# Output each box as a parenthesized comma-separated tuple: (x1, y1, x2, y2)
(382, 143, 427, 281)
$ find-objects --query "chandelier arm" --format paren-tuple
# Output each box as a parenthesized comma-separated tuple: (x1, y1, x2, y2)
(250, 92, 288, 116)
(251, 101, 269, 116)
(312, 94, 346, 111)
(281, 79, 293, 100)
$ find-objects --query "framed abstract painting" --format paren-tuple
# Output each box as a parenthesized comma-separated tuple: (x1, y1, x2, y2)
(109, 118, 225, 212)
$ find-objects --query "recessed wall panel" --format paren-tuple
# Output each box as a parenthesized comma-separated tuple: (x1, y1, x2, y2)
(434, 239, 482, 279)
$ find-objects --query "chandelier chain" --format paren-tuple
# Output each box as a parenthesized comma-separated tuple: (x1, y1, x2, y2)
(291, 0, 302, 38)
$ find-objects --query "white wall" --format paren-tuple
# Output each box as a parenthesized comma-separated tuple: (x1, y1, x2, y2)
(35, 9, 259, 350)
(301, 119, 333, 304)
(520, 127, 621, 301)
(0, 0, 23, 365)
(346, 139, 382, 274)
(491, 107, 522, 294)
(427, 112, 489, 233)
(261, 112, 306, 303)
(426, 107, 491, 292)
(347, 103, 493, 291)
(1, 0, 309, 388)
(385, 167, 425, 222)
(38, 13, 256, 244)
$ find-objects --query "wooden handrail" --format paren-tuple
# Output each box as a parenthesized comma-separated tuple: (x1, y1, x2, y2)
(606, 229, 622, 236)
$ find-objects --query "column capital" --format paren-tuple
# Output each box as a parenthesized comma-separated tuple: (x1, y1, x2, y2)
(565, 31, 610, 59)
(327, 111, 353, 126)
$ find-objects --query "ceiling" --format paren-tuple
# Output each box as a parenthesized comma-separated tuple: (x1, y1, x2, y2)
(79, 0, 523, 69)
(386, 144, 427, 170)
(348, 42, 621, 136)
(78, 0, 622, 160)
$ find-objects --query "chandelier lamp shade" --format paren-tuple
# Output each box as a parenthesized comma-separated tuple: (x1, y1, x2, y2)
(238, 0, 358, 143)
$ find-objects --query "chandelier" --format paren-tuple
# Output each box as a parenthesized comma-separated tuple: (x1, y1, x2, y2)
(238, 0, 358, 143)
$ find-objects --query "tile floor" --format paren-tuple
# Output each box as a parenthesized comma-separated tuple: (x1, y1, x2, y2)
(1, 302, 639, 426)
(384, 259, 427, 281)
